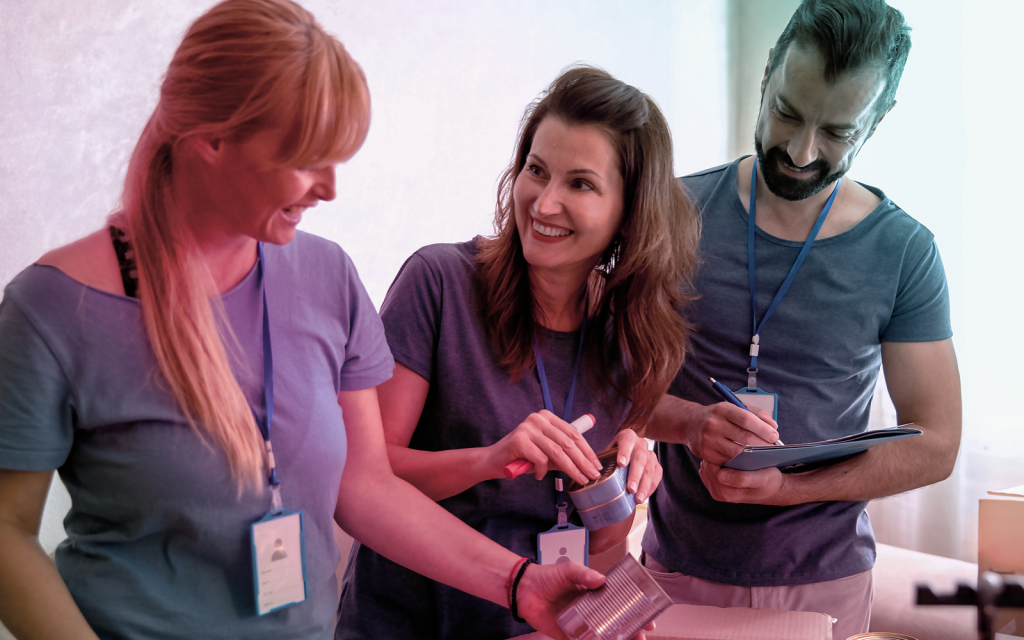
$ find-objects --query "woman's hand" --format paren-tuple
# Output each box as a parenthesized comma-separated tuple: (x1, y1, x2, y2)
(486, 410, 602, 485)
(612, 429, 661, 504)
(516, 562, 654, 640)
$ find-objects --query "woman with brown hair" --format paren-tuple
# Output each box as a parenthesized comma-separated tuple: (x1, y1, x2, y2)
(0, 3, 614, 639)
(339, 65, 701, 640)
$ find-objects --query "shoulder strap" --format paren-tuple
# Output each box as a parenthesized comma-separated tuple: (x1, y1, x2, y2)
(108, 225, 139, 299)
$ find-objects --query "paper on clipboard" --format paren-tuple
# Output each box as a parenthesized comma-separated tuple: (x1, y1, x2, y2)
(724, 425, 922, 472)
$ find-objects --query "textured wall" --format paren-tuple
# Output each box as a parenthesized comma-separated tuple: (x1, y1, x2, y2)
(0, 0, 728, 556)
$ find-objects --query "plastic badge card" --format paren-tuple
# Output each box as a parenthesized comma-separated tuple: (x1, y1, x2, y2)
(538, 523, 589, 566)
(251, 509, 307, 615)
(724, 425, 922, 472)
(733, 387, 778, 421)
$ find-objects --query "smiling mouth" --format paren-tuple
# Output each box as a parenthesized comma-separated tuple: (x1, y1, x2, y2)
(532, 220, 572, 238)
(281, 206, 307, 219)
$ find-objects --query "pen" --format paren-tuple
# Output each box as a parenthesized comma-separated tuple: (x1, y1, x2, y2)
(503, 414, 596, 479)
(708, 378, 784, 446)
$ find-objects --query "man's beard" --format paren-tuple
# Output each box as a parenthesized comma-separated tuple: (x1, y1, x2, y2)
(754, 137, 845, 201)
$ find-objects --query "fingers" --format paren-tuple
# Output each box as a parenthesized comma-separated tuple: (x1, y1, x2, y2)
(700, 404, 779, 460)
(553, 560, 606, 591)
(728, 404, 779, 444)
(508, 412, 602, 484)
(615, 430, 662, 504)
(699, 460, 787, 505)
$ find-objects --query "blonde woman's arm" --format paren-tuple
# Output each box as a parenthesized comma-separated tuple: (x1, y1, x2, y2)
(335, 386, 608, 640)
(0, 469, 100, 640)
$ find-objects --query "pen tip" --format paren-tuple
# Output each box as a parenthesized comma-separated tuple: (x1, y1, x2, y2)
(708, 377, 717, 384)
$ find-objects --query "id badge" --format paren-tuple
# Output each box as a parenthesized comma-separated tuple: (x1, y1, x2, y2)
(251, 509, 307, 615)
(538, 523, 589, 566)
(734, 387, 778, 421)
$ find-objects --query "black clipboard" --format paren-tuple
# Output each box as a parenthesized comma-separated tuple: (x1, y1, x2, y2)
(723, 426, 922, 472)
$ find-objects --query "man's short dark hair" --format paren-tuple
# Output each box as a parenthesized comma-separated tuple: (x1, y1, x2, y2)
(767, 0, 912, 119)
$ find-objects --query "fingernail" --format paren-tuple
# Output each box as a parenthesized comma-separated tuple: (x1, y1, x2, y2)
(772, 432, 779, 440)
(588, 468, 600, 479)
(636, 493, 645, 503)
(578, 474, 589, 484)
(619, 456, 628, 465)
(629, 481, 638, 492)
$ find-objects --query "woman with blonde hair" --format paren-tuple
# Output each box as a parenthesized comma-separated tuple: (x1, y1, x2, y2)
(339, 65, 701, 639)
(0, 2, 611, 638)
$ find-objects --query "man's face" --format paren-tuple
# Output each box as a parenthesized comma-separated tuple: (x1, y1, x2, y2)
(754, 44, 887, 201)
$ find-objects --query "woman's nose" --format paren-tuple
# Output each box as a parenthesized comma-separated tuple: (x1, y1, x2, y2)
(535, 181, 562, 215)
(312, 166, 336, 202)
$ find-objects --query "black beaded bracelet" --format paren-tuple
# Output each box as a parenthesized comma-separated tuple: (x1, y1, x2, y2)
(510, 558, 533, 623)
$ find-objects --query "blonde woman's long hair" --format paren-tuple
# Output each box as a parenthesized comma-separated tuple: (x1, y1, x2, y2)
(116, 0, 370, 491)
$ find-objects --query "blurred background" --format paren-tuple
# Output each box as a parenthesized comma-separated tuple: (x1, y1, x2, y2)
(0, 0, 1020, 567)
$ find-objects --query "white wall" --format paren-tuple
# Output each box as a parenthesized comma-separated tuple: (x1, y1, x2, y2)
(0, 1, 729, 555)
(854, 0, 1024, 562)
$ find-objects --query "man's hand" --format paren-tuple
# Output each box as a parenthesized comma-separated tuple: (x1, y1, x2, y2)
(686, 403, 779, 465)
(698, 460, 789, 505)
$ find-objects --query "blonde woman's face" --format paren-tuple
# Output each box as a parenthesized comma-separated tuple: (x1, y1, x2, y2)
(210, 125, 337, 246)
(512, 117, 625, 281)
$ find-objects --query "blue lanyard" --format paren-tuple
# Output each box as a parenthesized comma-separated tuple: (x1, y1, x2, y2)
(746, 156, 841, 387)
(533, 296, 588, 512)
(252, 242, 282, 512)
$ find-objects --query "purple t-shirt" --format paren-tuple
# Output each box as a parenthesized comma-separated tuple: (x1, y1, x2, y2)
(338, 239, 631, 640)
(0, 231, 393, 639)
(644, 159, 951, 586)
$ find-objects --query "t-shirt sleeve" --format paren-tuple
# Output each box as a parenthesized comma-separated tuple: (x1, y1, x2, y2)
(0, 294, 74, 470)
(378, 253, 441, 382)
(337, 253, 395, 391)
(880, 236, 952, 342)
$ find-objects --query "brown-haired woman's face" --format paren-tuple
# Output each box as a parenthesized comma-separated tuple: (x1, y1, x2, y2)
(513, 117, 624, 280)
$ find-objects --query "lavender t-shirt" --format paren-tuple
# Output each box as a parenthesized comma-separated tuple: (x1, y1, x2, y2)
(0, 231, 393, 639)
(338, 239, 631, 640)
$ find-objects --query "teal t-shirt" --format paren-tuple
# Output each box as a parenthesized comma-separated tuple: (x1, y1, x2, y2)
(0, 231, 393, 639)
(644, 159, 952, 586)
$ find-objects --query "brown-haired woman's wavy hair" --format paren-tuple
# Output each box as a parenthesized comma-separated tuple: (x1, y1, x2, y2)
(114, 0, 370, 490)
(477, 65, 700, 433)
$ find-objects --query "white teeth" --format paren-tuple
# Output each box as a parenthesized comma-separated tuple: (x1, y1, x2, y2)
(533, 220, 572, 237)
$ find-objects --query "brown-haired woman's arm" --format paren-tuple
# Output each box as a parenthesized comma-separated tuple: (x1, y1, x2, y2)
(379, 364, 602, 501)
(0, 469, 100, 640)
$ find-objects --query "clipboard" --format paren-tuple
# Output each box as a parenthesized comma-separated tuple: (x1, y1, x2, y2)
(723, 425, 923, 472)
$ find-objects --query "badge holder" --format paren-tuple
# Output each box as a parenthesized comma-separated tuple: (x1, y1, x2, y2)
(251, 496, 308, 616)
(538, 492, 589, 567)
(733, 386, 778, 421)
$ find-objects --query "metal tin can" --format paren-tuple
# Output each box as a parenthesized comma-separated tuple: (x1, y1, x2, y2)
(568, 449, 636, 530)
(845, 634, 919, 640)
(556, 553, 673, 640)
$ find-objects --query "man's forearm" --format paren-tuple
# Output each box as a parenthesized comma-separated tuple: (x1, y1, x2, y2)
(777, 414, 960, 505)
(645, 394, 702, 444)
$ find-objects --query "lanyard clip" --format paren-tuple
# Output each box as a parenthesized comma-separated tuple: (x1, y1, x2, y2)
(556, 503, 569, 527)
(746, 367, 758, 388)
(749, 334, 760, 357)
(270, 484, 283, 514)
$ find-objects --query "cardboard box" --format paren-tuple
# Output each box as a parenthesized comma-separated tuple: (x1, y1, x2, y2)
(508, 604, 831, 640)
(647, 604, 831, 640)
(980, 486, 1024, 637)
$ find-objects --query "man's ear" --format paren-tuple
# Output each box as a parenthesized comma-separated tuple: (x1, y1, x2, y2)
(869, 100, 896, 138)
(761, 48, 773, 94)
